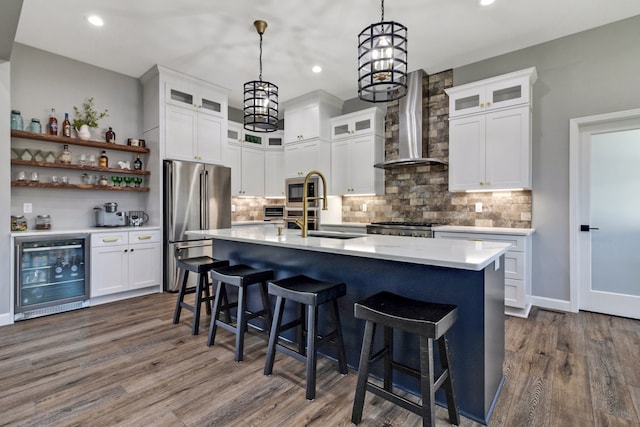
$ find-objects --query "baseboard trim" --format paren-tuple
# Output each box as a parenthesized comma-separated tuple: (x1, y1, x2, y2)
(0, 312, 14, 326)
(531, 296, 574, 313)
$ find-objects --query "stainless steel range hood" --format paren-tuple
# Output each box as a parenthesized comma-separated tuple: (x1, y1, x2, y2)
(374, 69, 447, 168)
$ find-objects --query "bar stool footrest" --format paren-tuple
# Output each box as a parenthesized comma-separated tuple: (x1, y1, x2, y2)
(365, 382, 423, 417)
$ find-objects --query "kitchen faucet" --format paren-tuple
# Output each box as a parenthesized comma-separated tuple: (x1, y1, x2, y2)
(295, 170, 328, 237)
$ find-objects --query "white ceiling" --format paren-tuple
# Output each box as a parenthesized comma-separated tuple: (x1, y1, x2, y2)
(13, 0, 640, 109)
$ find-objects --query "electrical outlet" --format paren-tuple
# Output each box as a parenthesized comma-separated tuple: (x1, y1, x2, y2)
(231, 204, 236, 212)
(362, 203, 368, 212)
(23, 203, 33, 213)
(475, 202, 482, 213)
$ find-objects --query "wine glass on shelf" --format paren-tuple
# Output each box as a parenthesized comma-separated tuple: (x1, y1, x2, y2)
(134, 177, 143, 188)
(111, 175, 118, 187)
(123, 176, 132, 187)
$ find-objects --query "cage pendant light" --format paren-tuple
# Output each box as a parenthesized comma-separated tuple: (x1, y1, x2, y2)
(244, 20, 279, 132)
(357, 0, 408, 102)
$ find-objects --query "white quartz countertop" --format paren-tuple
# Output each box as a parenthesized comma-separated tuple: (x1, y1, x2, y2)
(10, 225, 160, 238)
(432, 225, 535, 236)
(187, 226, 510, 271)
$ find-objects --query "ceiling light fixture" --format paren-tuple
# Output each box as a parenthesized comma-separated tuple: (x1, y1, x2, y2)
(357, 0, 408, 103)
(244, 20, 279, 133)
(86, 15, 104, 26)
(312, 65, 322, 73)
(479, 0, 496, 6)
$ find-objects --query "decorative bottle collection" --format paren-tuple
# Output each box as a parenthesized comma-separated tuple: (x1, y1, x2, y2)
(48, 108, 58, 135)
(99, 150, 108, 168)
(133, 154, 143, 171)
(59, 145, 72, 164)
(105, 127, 116, 143)
(62, 113, 71, 137)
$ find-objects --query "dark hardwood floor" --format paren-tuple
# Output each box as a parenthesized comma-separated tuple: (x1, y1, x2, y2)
(0, 293, 638, 426)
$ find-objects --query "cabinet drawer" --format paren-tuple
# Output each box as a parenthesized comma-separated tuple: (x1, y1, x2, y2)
(434, 232, 526, 252)
(92, 232, 128, 247)
(129, 229, 161, 244)
(505, 278, 525, 308)
(504, 251, 525, 280)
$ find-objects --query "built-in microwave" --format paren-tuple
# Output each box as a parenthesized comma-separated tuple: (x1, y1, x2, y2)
(285, 177, 319, 208)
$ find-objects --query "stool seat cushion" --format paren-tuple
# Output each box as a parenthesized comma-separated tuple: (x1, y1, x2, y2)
(211, 264, 274, 287)
(354, 291, 457, 339)
(268, 275, 346, 306)
(176, 256, 229, 274)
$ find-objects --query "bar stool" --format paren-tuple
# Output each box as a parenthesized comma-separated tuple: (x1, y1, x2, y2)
(208, 264, 274, 362)
(351, 291, 460, 427)
(264, 275, 348, 400)
(172, 256, 229, 335)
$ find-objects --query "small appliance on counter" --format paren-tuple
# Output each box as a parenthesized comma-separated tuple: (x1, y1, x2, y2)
(94, 202, 127, 227)
(128, 210, 149, 227)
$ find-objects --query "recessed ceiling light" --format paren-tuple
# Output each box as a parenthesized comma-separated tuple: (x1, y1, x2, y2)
(87, 15, 104, 26)
(479, 0, 495, 6)
(312, 65, 322, 73)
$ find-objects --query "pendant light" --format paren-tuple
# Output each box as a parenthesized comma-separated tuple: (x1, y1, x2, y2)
(357, 0, 408, 103)
(244, 20, 279, 132)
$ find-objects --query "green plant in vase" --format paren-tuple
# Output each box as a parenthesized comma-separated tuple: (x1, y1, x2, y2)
(72, 97, 109, 140)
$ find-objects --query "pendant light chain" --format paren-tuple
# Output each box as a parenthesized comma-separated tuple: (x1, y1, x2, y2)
(381, 0, 385, 21)
(259, 33, 263, 82)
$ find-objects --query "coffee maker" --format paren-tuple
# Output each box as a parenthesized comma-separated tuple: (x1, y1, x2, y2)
(94, 202, 127, 227)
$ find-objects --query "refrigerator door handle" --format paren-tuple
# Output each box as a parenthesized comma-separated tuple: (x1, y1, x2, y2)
(204, 170, 210, 229)
(199, 171, 206, 230)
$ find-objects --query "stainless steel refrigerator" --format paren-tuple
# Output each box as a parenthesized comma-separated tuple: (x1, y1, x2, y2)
(163, 160, 231, 292)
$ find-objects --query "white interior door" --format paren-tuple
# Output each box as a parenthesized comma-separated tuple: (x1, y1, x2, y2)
(571, 109, 640, 319)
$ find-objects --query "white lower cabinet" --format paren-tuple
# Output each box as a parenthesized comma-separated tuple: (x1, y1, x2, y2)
(433, 228, 533, 318)
(91, 229, 161, 299)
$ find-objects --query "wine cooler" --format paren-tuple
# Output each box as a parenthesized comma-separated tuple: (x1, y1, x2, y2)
(14, 234, 90, 321)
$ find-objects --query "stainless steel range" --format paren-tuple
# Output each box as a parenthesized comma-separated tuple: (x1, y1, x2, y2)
(366, 222, 437, 238)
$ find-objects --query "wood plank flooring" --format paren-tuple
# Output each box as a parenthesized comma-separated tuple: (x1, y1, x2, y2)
(0, 293, 638, 426)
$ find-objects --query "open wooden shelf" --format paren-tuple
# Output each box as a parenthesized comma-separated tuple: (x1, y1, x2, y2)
(11, 159, 150, 175)
(10, 129, 150, 154)
(11, 181, 150, 192)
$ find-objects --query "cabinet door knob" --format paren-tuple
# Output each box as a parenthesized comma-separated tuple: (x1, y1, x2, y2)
(480, 103, 484, 108)
(487, 101, 492, 106)
(479, 182, 484, 186)
(124, 249, 128, 253)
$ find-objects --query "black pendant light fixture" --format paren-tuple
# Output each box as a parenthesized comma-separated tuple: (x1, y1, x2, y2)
(357, 0, 408, 102)
(244, 20, 279, 132)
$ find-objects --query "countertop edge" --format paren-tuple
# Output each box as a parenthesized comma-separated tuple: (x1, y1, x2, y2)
(11, 225, 161, 237)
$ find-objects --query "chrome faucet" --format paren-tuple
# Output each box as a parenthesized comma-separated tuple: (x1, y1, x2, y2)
(295, 170, 328, 237)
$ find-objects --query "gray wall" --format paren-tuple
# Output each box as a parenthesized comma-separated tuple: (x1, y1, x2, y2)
(453, 15, 640, 302)
(10, 44, 145, 229)
(1, 62, 11, 318)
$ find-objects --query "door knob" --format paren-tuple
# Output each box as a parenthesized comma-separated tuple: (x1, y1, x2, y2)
(580, 225, 600, 232)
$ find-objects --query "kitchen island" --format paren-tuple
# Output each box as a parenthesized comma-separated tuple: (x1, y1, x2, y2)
(187, 226, 510, 425)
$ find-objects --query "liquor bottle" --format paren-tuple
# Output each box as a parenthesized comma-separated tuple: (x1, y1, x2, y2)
(133, 153, 143, 170)
(62, 113, 71, 137)
(69, 256, 79, 278)
(60, 144, 72, 164)
(105, 127, 116, 143)
(99, 150, 108, 168)
(48, 108, 58, 135)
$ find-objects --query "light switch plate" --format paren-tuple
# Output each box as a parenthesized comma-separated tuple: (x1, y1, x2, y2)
(23, 203, 33, 213)
(475, 202, 482, 213)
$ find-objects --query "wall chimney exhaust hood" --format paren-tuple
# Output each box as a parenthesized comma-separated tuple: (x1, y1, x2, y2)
(374, 69, 447, 168)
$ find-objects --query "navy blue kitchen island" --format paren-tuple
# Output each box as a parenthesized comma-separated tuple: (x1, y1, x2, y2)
(188, 227, 510, 425)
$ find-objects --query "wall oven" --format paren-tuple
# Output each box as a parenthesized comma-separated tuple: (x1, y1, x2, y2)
(284, 208, 319, 231)
(285, 177, 319, 208)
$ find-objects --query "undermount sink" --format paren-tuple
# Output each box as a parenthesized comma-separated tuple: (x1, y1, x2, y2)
(306, 231, 365, 240)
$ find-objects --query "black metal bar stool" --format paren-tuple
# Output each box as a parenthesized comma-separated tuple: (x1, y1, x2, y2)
(351, 291, 460, 427)
(264, 275, 348, 400)
(208, 264, 274, 362)
(172, 256, 229, 335)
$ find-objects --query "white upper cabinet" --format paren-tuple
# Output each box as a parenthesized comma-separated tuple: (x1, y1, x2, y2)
(264, 148, 285, 198)
(329, 107, 384, 195)
(283, 90, 342, 144)
(446, 68, 536, 192)
(446, 67, 536, 119)
(140, 65, 229, 165)
(223, 121, 266, 197)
